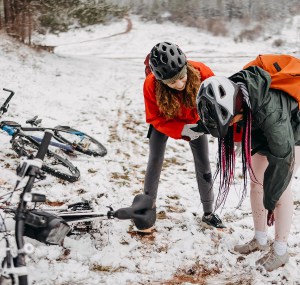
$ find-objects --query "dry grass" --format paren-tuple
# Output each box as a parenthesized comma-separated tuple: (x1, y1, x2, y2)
(164, 261, 220, 284)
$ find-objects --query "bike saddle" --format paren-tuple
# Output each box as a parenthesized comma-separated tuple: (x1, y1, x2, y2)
(114, 194, 156, 230)
(26, 115, 42, 126)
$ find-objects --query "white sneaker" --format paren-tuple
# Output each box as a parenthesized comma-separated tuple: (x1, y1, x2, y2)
(256, 248, 289, 271)
(234, 238, 269, 254)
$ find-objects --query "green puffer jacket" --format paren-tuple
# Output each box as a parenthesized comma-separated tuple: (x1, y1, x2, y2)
(229, 66, 300, 211)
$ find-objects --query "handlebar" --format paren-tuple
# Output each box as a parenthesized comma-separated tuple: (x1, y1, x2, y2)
(0, 88, 15, 116)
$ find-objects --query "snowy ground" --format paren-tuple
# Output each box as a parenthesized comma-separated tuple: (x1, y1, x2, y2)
(0, 15, 300, 284)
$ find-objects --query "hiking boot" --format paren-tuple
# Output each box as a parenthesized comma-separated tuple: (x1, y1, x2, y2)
(256, 248, 289, 271)
(201, 213, 226, 229)
(234, 238, 269, 254)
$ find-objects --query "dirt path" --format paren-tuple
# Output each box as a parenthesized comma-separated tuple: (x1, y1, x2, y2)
(102, 16, 132, 38)
(48, 16, 133, 50)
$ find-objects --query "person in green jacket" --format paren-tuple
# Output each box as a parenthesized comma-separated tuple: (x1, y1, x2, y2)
(196, 65, 300, 271)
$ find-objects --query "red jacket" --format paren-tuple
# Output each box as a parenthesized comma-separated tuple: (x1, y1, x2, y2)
(143, 60, 214, 139)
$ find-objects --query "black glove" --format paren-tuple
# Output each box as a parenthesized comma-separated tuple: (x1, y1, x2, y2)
(191, 120, 210, 134)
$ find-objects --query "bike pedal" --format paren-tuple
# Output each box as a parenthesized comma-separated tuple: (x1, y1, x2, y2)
(68, 201, 92, 211)
(68, 221, 93, 235)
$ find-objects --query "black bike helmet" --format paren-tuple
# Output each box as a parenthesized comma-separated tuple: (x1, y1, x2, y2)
(196, 76, 240, 138)
(149, 42, 187, 81)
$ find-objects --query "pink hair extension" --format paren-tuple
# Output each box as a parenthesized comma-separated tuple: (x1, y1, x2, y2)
(244, 110, 252, 169)
(214, 106, 256, 211)
(237, 108, 252, 207)
(214, 128, 236, 210)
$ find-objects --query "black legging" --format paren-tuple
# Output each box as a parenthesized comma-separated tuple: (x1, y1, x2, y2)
(144, 126, 214, 213)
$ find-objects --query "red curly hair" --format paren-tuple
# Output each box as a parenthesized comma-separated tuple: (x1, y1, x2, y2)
(155, 62, 201, 119)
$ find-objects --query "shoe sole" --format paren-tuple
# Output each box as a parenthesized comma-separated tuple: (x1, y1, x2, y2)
(201, 221, 227, 230)
(266, 263, 286, 271)
(256, 255, 288, 271)
(135, 227, 154, 234)
(256, 262, 287, 271)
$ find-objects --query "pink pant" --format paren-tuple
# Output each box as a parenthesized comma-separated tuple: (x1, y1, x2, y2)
(250, 146, 300, 242)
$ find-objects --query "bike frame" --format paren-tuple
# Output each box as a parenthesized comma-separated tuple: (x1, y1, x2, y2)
(18, 125, 88, 152)
(1, 123, 74, 152)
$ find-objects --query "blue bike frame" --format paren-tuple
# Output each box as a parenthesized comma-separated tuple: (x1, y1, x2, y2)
(1, 124, 74, 152)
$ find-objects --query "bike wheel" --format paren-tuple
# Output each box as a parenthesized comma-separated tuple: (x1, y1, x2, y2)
(53, 126, 107, 157)
(11, 135, 80, 182)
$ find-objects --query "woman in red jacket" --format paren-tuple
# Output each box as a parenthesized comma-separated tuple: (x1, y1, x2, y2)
(142, 42, 225, 231)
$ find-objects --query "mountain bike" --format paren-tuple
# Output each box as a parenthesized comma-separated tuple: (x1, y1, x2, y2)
(0, 88, 106, 182)
(0, 130, 59, 285)
(0, 132, 155, 284)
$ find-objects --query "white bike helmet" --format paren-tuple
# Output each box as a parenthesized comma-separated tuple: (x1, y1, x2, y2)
(196, 76, 240, 138)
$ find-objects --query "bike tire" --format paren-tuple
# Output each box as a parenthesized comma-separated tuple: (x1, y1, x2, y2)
(53, 126, 107, 157)
(11, 135, 80, 182)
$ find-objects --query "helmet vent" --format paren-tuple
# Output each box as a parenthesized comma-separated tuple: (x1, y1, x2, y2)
(171, 61, 176, 68)
(152, 58, 158, 67)
(206, 101, 214, 118)
(162, 45, 167, 51)
(161, 54, 168, 64)
(177, 48, 182, 55)
(219, 86, 226, 98)
(207, 85, 215, 98)
(178, 58, 182, 65)
(169, 49, 175, 56)
(220, 106, 228, 119)
(204, 101, 218, 128)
